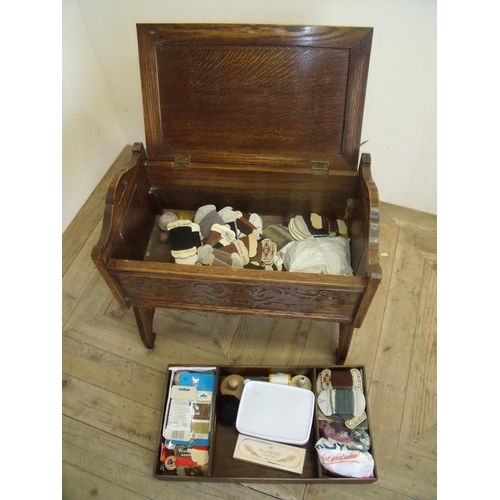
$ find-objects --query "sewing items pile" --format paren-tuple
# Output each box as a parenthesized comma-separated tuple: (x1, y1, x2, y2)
(156, 205, 353, 275)
(314, 368, 375, 478)
(160, 368, 216, 476)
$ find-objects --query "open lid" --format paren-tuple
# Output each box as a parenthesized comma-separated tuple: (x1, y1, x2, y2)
(137, 24, 372, 171)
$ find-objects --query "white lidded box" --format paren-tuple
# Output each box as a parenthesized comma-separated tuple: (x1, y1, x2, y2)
(235, 380, 315, 445)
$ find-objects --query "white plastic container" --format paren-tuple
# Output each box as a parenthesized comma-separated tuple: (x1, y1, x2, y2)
(235, 380, 315, 445)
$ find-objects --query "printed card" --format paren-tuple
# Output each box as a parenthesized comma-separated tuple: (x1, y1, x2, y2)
(233, 434, 306, 474)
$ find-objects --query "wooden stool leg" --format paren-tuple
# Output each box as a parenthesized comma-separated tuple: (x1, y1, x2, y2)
(133, 306, 156, 349)
(336, 324, 354, 365)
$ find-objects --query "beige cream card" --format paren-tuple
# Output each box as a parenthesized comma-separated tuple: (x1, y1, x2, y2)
(233, 434, 306, 474)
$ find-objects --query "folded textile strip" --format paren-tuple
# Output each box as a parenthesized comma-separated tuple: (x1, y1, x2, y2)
(317, 388, 366, 418)
(317, 368, 363, 391)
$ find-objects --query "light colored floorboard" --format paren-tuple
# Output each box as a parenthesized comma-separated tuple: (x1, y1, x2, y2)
(365, 229, 426, 458)
(381, 202, 437, 270)
(62, 375, 162, 450)
(225, 315, 279, 365)
(242, 484, 307, 500)
(381, 202, 437, 226)
(63, 222, 118, 330)
(63, 462, 151, 500)
(399, 262, 437, 445)
(297, 320, 337, 366)
(375, 447, 437, 499)
(62, 329, 165, 409)
(68, 316, 172, 373)
(305, 484, 416, 500)
(63, 417, 278, 500)
(399, 425, 437, 462)
(261, 319, 309, 366)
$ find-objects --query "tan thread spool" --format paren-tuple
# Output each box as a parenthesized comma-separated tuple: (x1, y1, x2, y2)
(291, 375, 312, 390)
(269, 373, 291, 385)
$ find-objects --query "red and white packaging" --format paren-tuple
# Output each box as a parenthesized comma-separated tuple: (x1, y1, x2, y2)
(315, 438, 374, 478)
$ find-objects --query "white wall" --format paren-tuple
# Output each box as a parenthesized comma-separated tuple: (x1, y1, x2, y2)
(62, 0, 126, 232)
(64, 0, 436, 231)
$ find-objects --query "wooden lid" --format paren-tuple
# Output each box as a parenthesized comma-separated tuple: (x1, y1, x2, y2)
(137, 24, 372, 171)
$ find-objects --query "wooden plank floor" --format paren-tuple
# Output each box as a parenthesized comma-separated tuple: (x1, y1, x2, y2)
(62, 146, 437, 500)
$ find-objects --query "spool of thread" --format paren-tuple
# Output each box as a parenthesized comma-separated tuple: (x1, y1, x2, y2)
(158, 212, 178, 231)
(216, 394, 240, 426)
(268, 373, 312, 390)
(173, 371, 189, 385)
(291, 375, 312, 390)
(220, 374, 245, 399)
(269, 373, 292, 385)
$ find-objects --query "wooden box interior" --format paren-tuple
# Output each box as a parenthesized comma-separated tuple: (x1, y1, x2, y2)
(91, 24, 381, 365)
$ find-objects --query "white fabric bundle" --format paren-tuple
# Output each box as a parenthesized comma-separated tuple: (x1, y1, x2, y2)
(278, 237, 353, 275)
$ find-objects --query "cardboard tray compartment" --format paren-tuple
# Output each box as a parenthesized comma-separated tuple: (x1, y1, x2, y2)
(154, 365, 378, 483)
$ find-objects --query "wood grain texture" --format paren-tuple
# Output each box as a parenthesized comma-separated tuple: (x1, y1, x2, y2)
(368, 230, 425, 458)
(63, 151, 436, 497)
(63, 223, 116, 330)
(94, 24, 379, 363)
(137, 24, 372, 170)
(398, 261, 437, 444)
(92, 147, 377, 360)
(63, 417, 280, 500)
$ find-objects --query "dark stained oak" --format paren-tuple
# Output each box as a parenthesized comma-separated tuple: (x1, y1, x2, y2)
(92, 24, 380, 365)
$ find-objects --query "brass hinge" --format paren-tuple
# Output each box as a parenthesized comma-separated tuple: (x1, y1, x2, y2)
(173, 154, 190, 169)
(310, 161, 329, 175)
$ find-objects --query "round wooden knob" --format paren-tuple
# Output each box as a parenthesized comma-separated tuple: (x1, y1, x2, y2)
(220, 374, 245, 399)
(228, 376, 239, 390)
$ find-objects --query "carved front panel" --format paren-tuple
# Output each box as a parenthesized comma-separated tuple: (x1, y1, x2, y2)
(113, 273, 362, 321)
